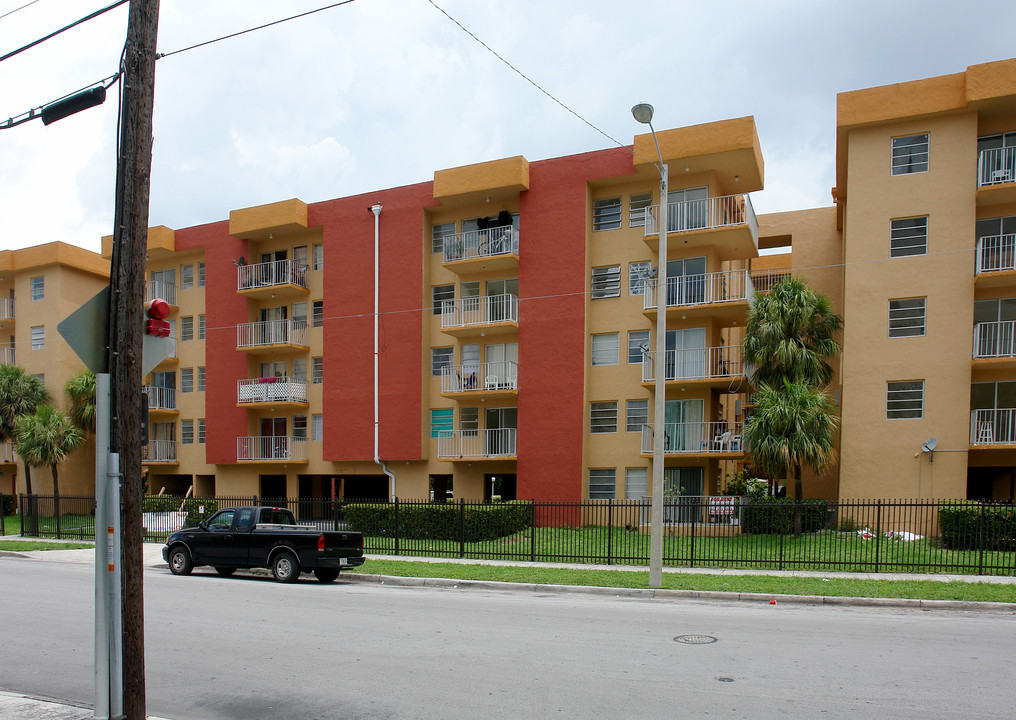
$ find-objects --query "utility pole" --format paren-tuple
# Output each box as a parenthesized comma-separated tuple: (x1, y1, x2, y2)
(107, 2, 160, 718)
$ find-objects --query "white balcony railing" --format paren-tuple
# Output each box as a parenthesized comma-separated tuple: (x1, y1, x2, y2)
(144, 279, 177, 307)
(441, 294, 519, 329)
(644, 193, 758, 242)
(142, 385, 177, 411)
(237, 377, 308, 404)
(441, 361, 518, 393)
(973, 321, 1016, 359)
(0, 297, 13, 322)
(976, 234, 1016, 274)
(750, 268, 792, 293)
(142, 440, 177, 463)
(643, 269, 754, 310)
(641, 422, 745, 454)
(237, 436, 308, 461)
(0, 344, 14, 365)
(237, 259, 308, 291)
(437, 428, 517, 459)
(443, 226, 519, 263)
(978, 147, 1016, 187)
(641, 346, 744, 383)
(0, 441, 17, 463)
(237, 319, 308, 349)
(971, 408, 1016, 445)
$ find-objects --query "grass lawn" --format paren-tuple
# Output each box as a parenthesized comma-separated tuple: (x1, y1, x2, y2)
(0, 540, 94, 551)
(1, 514, 95, 540)
(358, 559, 1016, 604)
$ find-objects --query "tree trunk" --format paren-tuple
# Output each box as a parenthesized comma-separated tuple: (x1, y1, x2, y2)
(793, 462, 803, 538)
(51, 464, 60, 538)
(22, 460, 36, 536)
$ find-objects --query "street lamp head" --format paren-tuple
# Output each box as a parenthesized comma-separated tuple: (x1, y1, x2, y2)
(631, 103, 654, 125)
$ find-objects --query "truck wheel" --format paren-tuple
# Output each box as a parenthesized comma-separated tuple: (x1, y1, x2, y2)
(168, 547, 192, 576)
(214, 567, 236, 577)
(314, 568, 340, 583)
(272, 551, 300, 583)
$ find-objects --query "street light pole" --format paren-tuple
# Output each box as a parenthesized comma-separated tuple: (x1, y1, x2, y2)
(632, 103, 668, 588)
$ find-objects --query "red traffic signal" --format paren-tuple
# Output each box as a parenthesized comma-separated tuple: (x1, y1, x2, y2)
(145, 298, 171, 337)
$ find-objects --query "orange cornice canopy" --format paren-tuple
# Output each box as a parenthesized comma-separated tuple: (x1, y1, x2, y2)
(11, 241, 109, 277)
(433, 155, 530, 208)
(100, 224, 176, 260)
(229, 198, 309, 241)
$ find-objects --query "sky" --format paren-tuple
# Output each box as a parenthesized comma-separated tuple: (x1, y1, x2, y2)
(2, 0, 1015, 254)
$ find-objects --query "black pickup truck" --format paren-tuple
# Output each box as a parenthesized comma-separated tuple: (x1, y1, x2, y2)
(162, 506, 365, 583)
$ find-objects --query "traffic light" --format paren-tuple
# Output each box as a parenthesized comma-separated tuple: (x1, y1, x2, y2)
(145, 298, 171, 337)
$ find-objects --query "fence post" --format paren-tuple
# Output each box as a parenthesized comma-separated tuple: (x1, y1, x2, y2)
(875, 499, 882, 574)
(778, 521, 785, 571)
(530, 500, 536, 563)
(978, 501, 986, 576)
(394, 497, 400, 556)
(689, 498, 696, 569)
(459, 498, 466, 559)
(606, 499, 614, 565)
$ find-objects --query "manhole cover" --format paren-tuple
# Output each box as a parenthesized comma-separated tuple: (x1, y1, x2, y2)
(674, 635, 718, 644)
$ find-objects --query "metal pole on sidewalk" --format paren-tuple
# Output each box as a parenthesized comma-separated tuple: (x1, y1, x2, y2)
(94, 373, 110, 720)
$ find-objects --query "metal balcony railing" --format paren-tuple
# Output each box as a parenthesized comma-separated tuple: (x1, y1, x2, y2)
(237, 436, 308, 461)
(0, 441, 16, 463)
(142, 440, 177, 463)
(237, 259, 308, 291)
(750, 267, 792, 293)
(643, 269, 754, 310)
(978, 147, 1016, 187)
(644, 193, 758, 241)
(976, 234, 1016, 274)
(971, 408, 1016, 445)
(441, 361, 518, 393)
(0, 344, 14, 365)
(641, 421, 745, 454)
(0, 297, 13, 322)
(641, 346, 744, 383)
(142, 385, 177, 411)
(441, 294, 519, 329)
(437, 428, 517, 459)
(442, 226, 519, 263)
(237, 319, 308, 349)
(973, 321, 1016, 359)
(144, 280, 177, 307)
(237, 377, 308, 404)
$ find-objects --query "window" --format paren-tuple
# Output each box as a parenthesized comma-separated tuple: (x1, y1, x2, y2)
(197, 262, 205, 287)
(180, 264, 194, 289)
(590, 401, 618, 433)
(312, 414, 323, 441)
(180, 316, 193, 341)
(888, 298, 926, 337)
(181, 419, 194, 445)
(294, 245, 308, 269)
(312, 244, 324, 270)
(625, 468, 648, 499)
(432, 222, 455, 254)
(593, 197, 622, 231)
(629, 262, 652, 295)
(30, 276, 44, 301)
(293, 415, 308, 440)
(588, 469, 616, 500)
(312, 357, 323, 384)
(180, 368, 194, 393)
(197, 419, 205, 444)
(431, 408, 453, 438)
(197, 367, 205, 392)
(432, 347, 454, 376)
(312, 301, 324, 328)
(198, 315, 205, 340)
(31, 325, 44, 350)
(628, 330, 650, 364)
(292, 301, 307, 325)
(629, 193, 652, 228)
(891, 134, 929, 175)
(433, 285, 454, 314)
(292, 357, 307, 383)
(460, 407, 479, 436)
(591, 333, 619, 366)
(626, 399, 649, 432)
(890, 217, 928, 257)
(591, 265, 621, 299)
(887, 380, 924, 419)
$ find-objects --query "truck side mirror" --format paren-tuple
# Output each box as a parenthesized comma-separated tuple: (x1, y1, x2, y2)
(199, 521, 208, 531)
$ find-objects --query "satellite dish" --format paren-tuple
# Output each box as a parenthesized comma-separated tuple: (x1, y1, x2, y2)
(237, 256, 246, 266)
(921, 437, 937, 462)
(648, 266, 658, 278)
(639, 341, 651, 353)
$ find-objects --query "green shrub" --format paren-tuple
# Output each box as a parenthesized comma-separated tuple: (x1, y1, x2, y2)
(1, 493, 14, 516)
(740, 498, 830, 535)
(344, 501, 530, 542)
(939, 502, 1016, 551)
(142, 496, 218, 530)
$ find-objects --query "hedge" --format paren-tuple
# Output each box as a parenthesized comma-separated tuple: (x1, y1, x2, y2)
(740, 498, 830, 535)
(344, 501, 530, 542)
(142, 496, 219, 530)
(1, 493, 14, 516)
(939, 501, 1016, 551)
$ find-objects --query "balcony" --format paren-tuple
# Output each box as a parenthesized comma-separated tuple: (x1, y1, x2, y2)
(144, 280, 177, 308)
(142, 440, 177, 464)
(0, 441, 16, 464)
(442, 226, 519, 274)
(0, 344, 14, 365)
(975, 234, 1016, 286)
(237, 259, 309, 300)
(237, 436, 308, 462)
(237, 377, 308, 408)
(643, 194, 758, 260)
(440, 294, 518, 337)
(641, 346, 746, 388)
(142, 385, 177, 414)
(237, 319, 309, 354)
(971, 409, 1016, 447)
(643, 269, 754, 323)
(750, 267, 791, 293)
(640, 422, 746, 457)
(977, 147, 1016, 206)
(0, 297, 13, 326)
(441, 361, 518, 397)
(437, 428, 517, 460)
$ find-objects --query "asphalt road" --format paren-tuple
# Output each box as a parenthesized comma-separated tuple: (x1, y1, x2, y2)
(2, 556, 1016, 719)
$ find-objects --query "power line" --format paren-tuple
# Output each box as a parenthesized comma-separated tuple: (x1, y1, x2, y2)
(0, 0, 42, 22)
(0, 0, 128, 64)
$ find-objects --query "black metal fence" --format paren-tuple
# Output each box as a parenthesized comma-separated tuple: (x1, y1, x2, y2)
(11, 494, 1016, 576)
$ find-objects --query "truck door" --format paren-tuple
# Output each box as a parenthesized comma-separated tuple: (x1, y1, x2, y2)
(197, 509, 239, 565)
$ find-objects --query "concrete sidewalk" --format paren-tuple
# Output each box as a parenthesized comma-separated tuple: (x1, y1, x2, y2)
(0, 691, 171, 720)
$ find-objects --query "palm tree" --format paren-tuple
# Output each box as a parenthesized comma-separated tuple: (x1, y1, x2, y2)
(0, 364, 51, 497)
(743, 277, 842, 389)
(742, 380, 839, 536)
(15, 405, 84, 537)
(65, 368, 97, 432)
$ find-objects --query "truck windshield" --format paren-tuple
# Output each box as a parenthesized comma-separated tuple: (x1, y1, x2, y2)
(258, 509, 295, 525)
